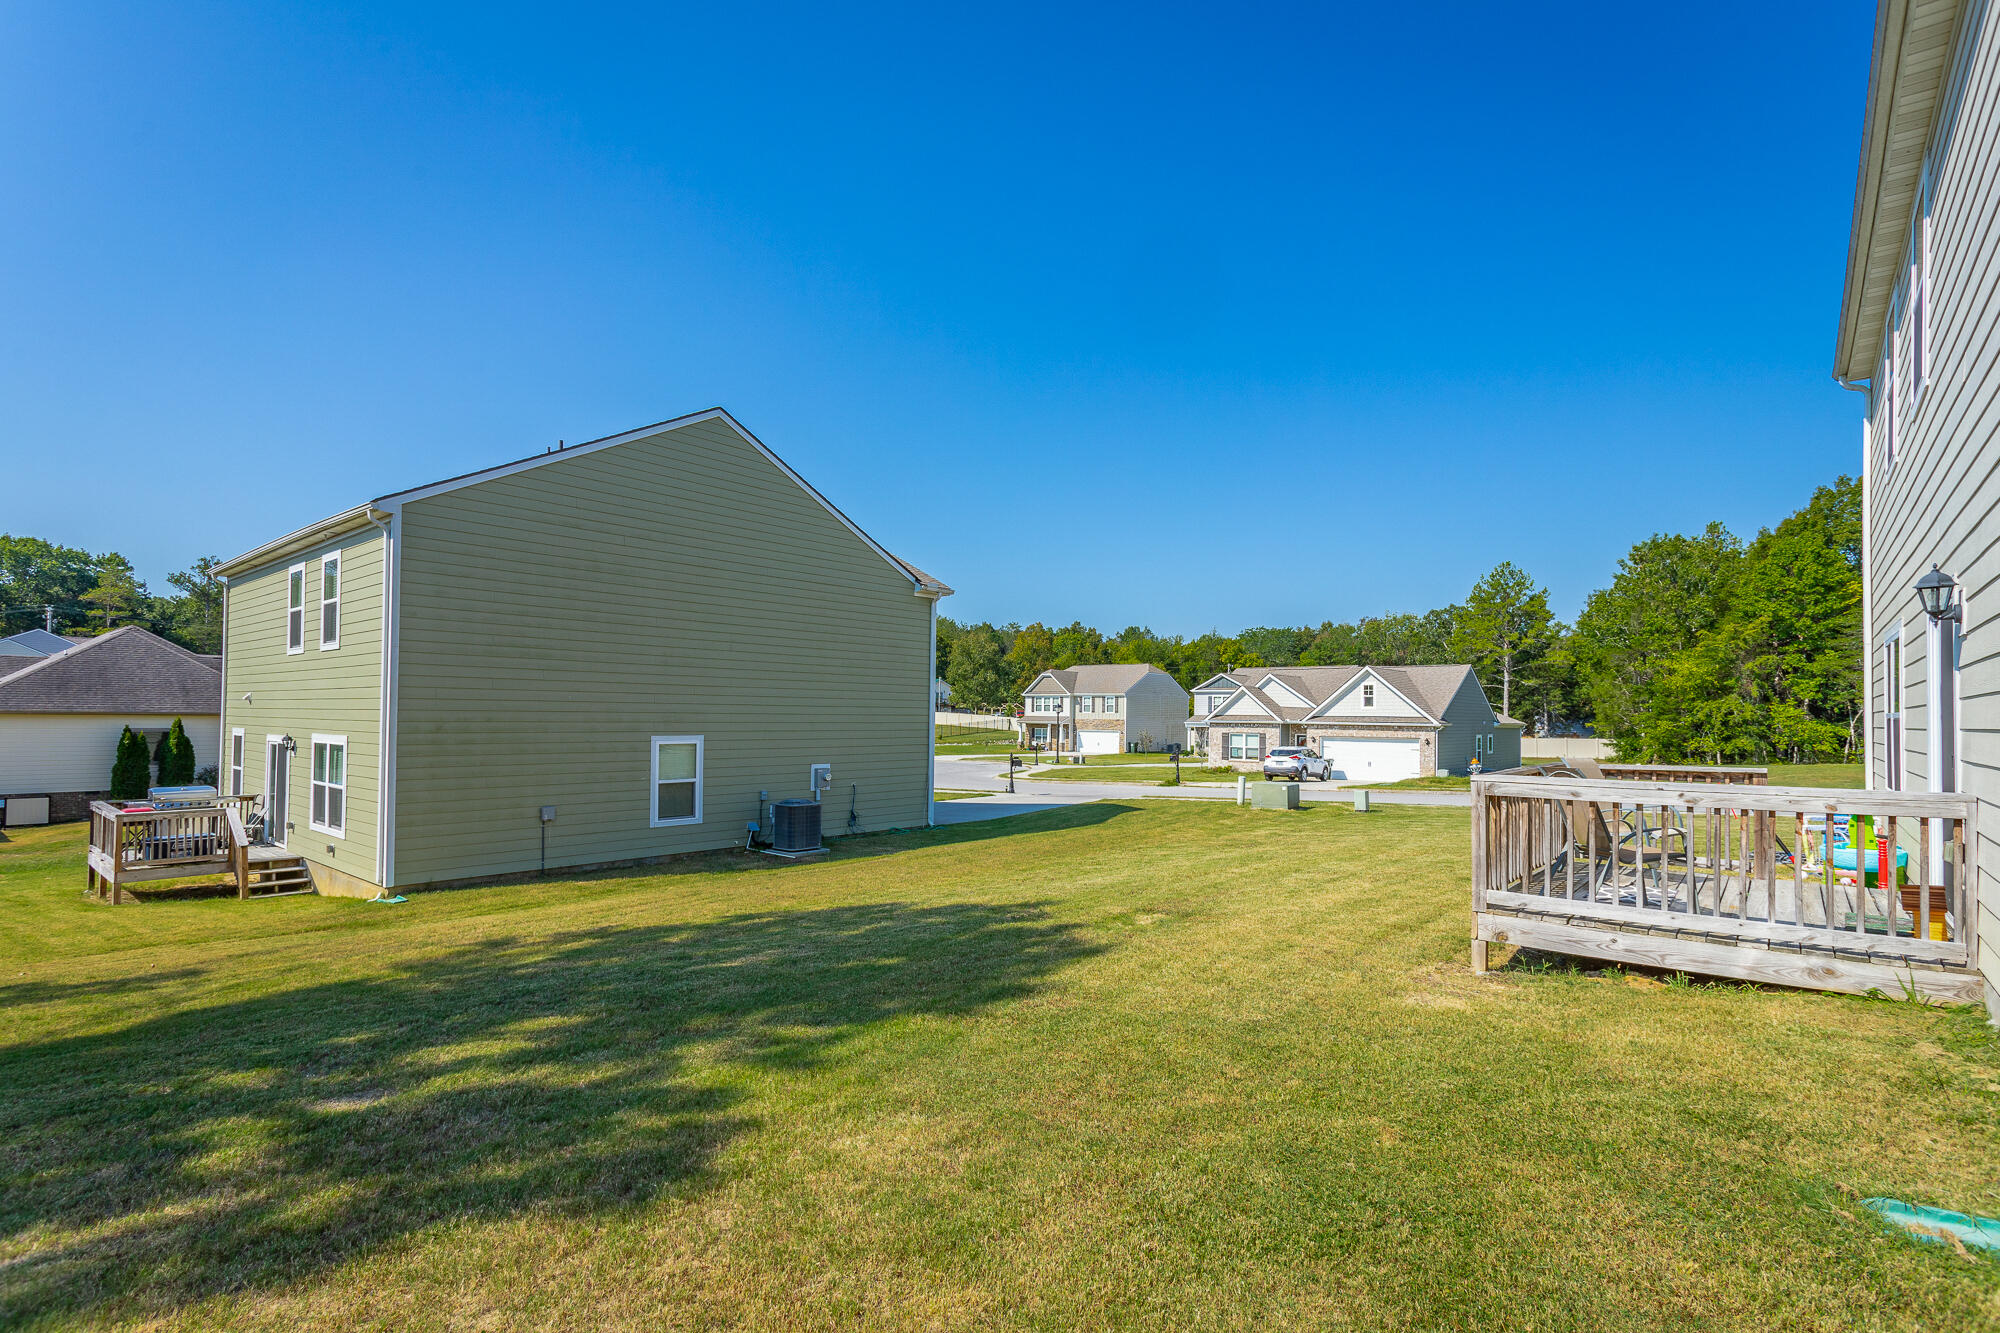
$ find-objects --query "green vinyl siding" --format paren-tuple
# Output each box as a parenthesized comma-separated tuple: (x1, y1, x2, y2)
(389, 415, 933, 886)
(219, 527, 385, 884)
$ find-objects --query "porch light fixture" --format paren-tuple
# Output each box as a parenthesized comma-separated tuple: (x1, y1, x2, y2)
(1916, 565, 1960, 622)
(279, 734, 297, 754)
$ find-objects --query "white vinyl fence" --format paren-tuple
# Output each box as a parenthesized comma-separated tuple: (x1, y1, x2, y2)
(1518, 737, 1613, 761)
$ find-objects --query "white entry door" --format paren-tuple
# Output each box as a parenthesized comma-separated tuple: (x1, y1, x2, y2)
(1079, 730, 1122, 755)
(1320, 737, 1421, 782)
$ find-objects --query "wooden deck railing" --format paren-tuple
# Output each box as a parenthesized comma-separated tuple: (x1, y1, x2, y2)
(1599, 763, 1768, 786)
(1470, 774, 1981, 1001)
(87, 800, 251, 903)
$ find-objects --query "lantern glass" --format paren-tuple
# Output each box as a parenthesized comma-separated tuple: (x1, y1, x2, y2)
(1915, 565, 1956, 620)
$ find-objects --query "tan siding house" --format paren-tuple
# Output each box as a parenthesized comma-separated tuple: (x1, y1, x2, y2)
(1840, 0, 2000, 1017)
(1017, 665, 1189, 754)
(216, 409, 948, 896)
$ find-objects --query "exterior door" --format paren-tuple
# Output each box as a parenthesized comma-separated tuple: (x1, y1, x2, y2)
(265, 739, 289, 847)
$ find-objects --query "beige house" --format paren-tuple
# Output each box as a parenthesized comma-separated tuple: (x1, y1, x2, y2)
(1188, 665, 1520, 778)
(214, 408, 949, 896)
(1840, 0, 2000, 1016)
(0, 627, 221, 824)
(1017, 665, 1188, 754)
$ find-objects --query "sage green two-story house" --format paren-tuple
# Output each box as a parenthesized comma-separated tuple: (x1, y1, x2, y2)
(215, 409, 950, 896)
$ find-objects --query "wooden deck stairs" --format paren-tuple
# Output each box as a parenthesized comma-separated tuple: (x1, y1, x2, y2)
(245, 849, 315, 897)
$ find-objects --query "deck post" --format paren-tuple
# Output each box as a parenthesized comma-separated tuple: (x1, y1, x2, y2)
(1471, 778, 1490, 974)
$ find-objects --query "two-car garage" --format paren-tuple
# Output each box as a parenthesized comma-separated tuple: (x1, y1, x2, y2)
(1318, 736, 1422, 783)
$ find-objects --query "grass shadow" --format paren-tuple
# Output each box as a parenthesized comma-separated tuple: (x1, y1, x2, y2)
(0, 899, 1100, 1325)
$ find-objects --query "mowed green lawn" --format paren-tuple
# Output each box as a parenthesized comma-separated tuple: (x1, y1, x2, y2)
(3, 804, 1997, 1331)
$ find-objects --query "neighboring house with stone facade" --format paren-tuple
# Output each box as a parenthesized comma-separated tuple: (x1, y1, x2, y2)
(1187, 664, 1520, 779)
(0, 626, 222, 825)
(1017, 665, 1189, 754)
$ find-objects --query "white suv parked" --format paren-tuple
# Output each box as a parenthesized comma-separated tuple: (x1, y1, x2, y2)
(1261, 747, 1332, 781)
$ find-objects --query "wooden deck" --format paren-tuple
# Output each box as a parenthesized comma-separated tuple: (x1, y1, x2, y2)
(86, 799, 313, 901)
(1471, 771, 1982, 1003)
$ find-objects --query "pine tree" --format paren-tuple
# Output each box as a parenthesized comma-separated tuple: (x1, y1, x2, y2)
(153, 727, 173, 780)
(1451, 563, 1554, 719)
(161, 717, 197, 785)
(111, 726, 152, 799)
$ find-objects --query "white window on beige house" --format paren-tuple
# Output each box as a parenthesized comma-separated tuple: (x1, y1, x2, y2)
(310, 735, 346, 836)
(1227, 732, 1263, 761)
(651, 735, 703, 826)
(286, 563, 306, 654)
(319, 553, 341, 649)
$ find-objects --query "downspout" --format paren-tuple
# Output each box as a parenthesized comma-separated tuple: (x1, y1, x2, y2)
(364, 506, 397, 886)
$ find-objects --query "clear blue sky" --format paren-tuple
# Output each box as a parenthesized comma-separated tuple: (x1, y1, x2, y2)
(1, 2, 1870, 633)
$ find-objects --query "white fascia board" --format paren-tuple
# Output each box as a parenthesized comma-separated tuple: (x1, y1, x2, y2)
(1211, 686, 1280, 720)
(1255, 674, 1315, 709)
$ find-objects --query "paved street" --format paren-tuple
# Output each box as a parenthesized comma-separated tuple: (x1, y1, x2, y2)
(930, 755, 1471, 824)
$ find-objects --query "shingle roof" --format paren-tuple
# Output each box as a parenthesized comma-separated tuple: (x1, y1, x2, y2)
(0, 626, 221, 715)
(1032, 663, 1162, 694)
(1217, 663, 1487, 722)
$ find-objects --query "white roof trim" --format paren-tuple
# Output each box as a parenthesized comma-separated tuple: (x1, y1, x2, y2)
(1210, 685, 1281, 720)
(370, 408, 930, 596)
(1305, 668, 1438, 724)
(1025, 673, 1073, 695)
(1189, 673, 1240, 692)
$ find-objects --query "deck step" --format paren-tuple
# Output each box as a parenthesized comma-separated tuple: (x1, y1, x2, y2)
(246, 857, 314, 896)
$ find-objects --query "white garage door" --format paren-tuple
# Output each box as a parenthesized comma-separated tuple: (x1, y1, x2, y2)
(1320, 737, 1420, 782)
(1079, 730, 1123, 755)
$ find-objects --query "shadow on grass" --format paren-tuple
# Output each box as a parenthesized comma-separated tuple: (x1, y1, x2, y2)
(0, 899, 1100, 1325)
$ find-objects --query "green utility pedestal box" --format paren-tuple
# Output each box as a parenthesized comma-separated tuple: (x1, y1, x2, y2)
(1250, 781, 1301, 810)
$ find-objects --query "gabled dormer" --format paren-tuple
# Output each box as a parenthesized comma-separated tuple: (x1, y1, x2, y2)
(1254, 674, 1315, 710)
(1307, 668, 1433, 721)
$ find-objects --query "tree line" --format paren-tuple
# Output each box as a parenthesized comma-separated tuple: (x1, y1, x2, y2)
(0, 536, 222, 653)
(938, 476, 1862, 764)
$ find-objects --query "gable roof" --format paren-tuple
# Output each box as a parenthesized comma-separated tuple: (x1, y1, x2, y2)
(1027, 663, 1162, 695)
(1201, 663, 1493, 726)
(214, 408, 951, 598)
(0, 626, 221, 715)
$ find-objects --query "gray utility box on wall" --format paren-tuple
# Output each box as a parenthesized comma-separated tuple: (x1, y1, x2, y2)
(1249, 782, 1301, 811)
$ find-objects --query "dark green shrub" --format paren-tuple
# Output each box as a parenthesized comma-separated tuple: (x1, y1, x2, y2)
(160, 717, 197, 786)
(111, 726, 152, 799)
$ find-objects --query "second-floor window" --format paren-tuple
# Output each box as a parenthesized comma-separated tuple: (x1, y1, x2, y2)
(286, 563, 306, 653)
(1103, 695, 1118, 714)
(1362, 684, 1375, 707)
(319, 553, 341, 650)
(1079, 695, 1095, 713)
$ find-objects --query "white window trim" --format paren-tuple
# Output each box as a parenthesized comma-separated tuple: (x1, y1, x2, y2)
(1362, 684, 1375, 707)
(309, 733, 348, 838)
(650, 733, 704, 828)
(285, 562, 307, 654)
(319, 551, 342, 651)
(229, 727, 245, 797)
(265, 734, 289, 849)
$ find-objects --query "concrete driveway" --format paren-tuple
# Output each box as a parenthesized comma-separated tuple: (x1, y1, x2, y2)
(931, 755, 1470, 824)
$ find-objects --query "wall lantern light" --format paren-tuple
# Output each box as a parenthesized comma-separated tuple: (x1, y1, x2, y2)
(1916, 565, 1961, 622)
